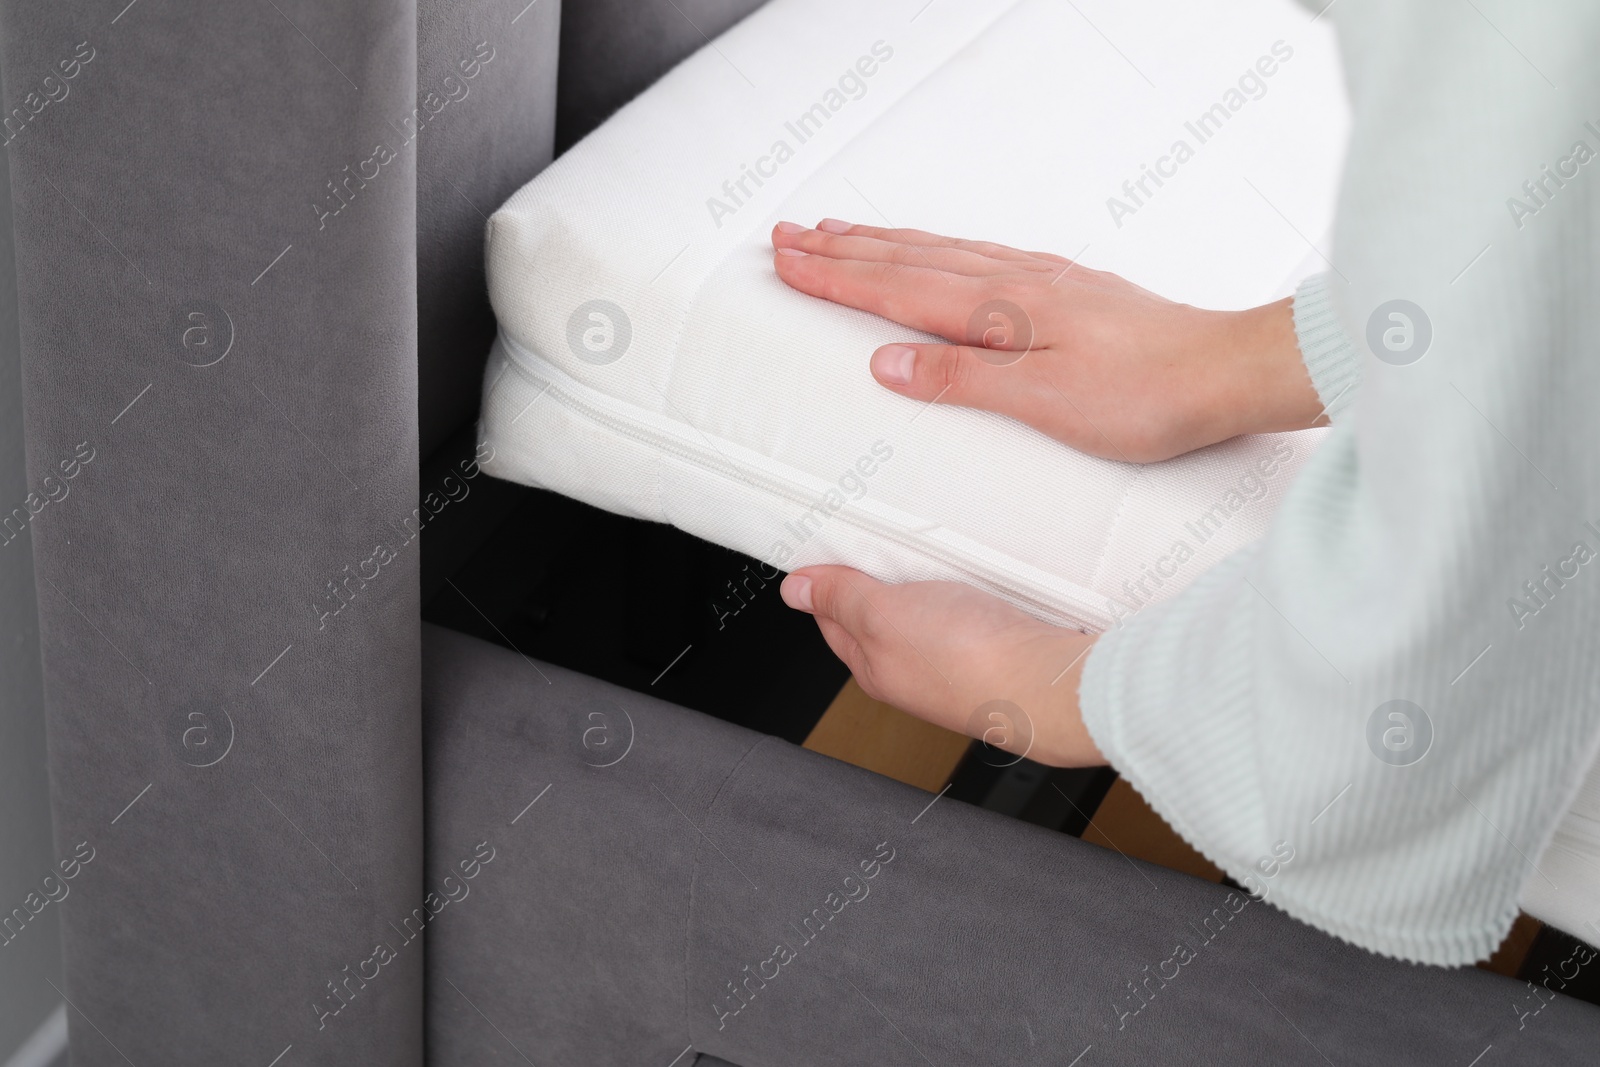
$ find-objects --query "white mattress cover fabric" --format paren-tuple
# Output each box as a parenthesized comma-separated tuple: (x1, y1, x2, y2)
(480, 0, 1349, 631)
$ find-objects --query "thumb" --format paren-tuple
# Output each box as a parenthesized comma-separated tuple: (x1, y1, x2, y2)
(780, 563, 883, 614)
(780, 566, 887, 679)
(780, 565, 884, 629)
(869, 342, 1024, 409)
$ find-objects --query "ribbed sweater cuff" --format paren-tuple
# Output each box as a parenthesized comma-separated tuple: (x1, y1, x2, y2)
(1292, 272, 1360, 422)
(1078, 542, 1514, 966)
(1078, 548, 1264, 887)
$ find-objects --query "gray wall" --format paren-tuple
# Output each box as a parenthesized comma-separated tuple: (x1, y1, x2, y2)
(0, 54, 67, 1064)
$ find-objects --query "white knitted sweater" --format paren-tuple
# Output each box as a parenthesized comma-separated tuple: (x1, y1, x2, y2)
(1080, 0, 1600, 965)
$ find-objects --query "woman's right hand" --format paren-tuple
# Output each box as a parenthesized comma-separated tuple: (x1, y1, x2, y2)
(772, 219, 1325, 463)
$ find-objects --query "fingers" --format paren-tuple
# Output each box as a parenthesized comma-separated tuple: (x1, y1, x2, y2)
(806, 219, 1070, 266)
(773, 247, 982, 341)
(769, 219, 1061, 421)
(772, 222, 1025, 277)
(781, 566, 883, 630)
(781, 567, 901, 689)
(869, 342, 1033, 412)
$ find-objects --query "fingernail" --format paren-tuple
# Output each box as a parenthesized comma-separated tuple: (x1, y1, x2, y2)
(873, 345, 916, 385)
(776, 247, 807, 257)
(781, 575, 813, 611)
(817, 218, 851, 234)
(776, 220, 806, 235)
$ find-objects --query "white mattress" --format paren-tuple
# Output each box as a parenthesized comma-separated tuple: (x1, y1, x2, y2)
(480, 0, 1348, 631)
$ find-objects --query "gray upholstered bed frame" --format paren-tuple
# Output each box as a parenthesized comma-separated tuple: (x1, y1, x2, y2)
(1, 1, 1595, 1063)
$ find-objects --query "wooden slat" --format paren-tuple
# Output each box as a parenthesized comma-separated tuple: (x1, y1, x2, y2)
(804, 678, 970, 793)
(1480, 914, 1544, 978)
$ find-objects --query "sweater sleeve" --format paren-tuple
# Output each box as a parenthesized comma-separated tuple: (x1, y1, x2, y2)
(1291, 272, 1359, 422)
(1077, 0, 1600, 965)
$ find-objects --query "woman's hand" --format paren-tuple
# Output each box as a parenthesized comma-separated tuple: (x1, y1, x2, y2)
(780, 567, 1105, 768)
(767, 219, 1314, 752)
(772, 219, 1323, 463)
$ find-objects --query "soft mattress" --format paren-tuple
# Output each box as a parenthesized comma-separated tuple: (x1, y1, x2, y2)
(480, 0, 1348, 631)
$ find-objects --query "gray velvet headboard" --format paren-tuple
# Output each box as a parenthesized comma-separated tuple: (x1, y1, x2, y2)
(0, 0, 760, 1061)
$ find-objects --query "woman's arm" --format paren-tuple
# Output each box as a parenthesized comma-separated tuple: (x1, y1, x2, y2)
(776, 0, 1600, 967)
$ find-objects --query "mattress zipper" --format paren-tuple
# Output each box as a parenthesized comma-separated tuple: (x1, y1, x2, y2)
(495, 332, 1111, 632)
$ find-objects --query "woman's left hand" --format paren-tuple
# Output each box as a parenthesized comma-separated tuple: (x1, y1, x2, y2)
(781, 566, 1104, 767)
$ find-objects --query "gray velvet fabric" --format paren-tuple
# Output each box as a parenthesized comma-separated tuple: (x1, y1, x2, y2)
(10, 0, 1598, 1062)
(0, 47, 66, 1054)
(0, 1, 527, 1062)
(423, 625, 1600, 1066)
(555, 0, 768, 152)
(423, 623, 759, 1066)
(416, 0, 560, 461)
